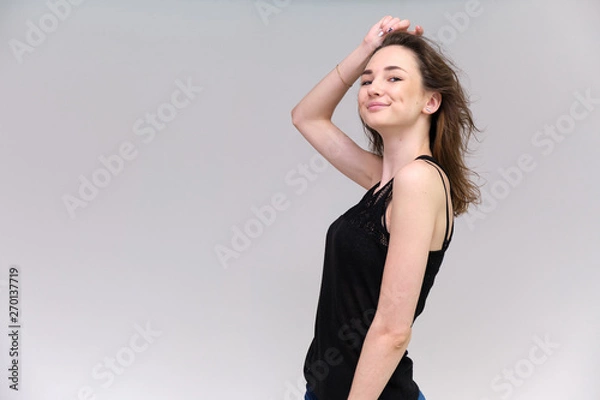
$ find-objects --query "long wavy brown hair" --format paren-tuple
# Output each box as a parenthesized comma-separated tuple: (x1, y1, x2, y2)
(361, 31, 480, 215)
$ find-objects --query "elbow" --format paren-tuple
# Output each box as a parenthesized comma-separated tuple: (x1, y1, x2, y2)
(291, 105, 331, 128)
(290, 107, 306, 128)
(388, 329, 411, 349)
(290, 107, 300, 127)
(370, 320, 412, 349)
(392, 329, 412, 349)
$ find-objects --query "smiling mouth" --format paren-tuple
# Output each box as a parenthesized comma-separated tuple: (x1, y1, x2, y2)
(367, 104, 389, 111)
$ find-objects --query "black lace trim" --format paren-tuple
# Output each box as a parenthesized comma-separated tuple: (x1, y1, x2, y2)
(346, 181, 392, 247)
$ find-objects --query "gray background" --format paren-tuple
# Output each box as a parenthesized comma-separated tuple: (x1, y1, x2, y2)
(0, 0, 599, 399)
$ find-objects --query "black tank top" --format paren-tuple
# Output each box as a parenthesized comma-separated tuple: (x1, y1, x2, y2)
(303, 155, 454, 400)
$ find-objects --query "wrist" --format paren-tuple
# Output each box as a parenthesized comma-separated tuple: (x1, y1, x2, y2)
(335, 64, 353, 88)
(360, 39, 379, 56)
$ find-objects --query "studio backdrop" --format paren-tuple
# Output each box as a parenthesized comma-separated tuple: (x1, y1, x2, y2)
(0, 0, 598, 399)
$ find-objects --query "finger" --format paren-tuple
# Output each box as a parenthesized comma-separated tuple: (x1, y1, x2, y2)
(379, 17, 398, 36)
(414, 25, 424, 35)
(378, 15, 393, 29)
(382, 15, 394, 25)
(387, 17, 403, 30)
(375, 16, 392, 36)
(397, 19, 411, 30)
(380, 18, 410, 36)
(385, 18, 409, 32)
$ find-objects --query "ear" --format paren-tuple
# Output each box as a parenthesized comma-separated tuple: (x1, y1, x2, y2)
(423, 91, 441, 114)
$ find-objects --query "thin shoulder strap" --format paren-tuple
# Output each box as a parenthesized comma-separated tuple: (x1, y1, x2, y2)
(415, 155, 453, 245)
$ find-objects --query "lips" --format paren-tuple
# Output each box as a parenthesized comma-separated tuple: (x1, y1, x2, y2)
(367, 102, 389, 110)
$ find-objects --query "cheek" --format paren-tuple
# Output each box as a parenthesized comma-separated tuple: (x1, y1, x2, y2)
(398, 89, 422, 110)
(357, 88, 368, 101)
(357, 92, 368, 109)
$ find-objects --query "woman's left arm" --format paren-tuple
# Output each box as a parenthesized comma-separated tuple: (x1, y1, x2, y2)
(347, 161, 441, 400)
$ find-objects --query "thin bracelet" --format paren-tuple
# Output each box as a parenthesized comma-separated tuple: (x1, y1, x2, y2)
(335, 64, 353, 88)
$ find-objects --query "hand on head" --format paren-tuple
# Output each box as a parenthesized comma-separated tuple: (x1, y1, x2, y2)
(363, 16, 423, 51)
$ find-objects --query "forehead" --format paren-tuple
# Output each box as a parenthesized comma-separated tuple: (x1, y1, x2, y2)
(366, 45, 419, 71)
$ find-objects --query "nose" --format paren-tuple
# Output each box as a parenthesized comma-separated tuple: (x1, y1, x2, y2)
(366, 78, 382, 96)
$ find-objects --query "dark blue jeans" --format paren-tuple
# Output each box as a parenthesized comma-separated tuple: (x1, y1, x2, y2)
(304, 386, 426, 400)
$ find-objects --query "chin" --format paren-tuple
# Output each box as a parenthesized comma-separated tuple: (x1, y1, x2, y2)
(363, 118, 398, 132)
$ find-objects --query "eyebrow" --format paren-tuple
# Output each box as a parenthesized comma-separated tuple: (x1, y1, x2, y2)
(361, 66, 407, 76)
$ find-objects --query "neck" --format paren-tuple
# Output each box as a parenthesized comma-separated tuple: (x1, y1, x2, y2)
(378, 123, 431, 184)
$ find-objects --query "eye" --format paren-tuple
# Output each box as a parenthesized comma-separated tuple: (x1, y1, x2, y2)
(360, 77, 402, 86)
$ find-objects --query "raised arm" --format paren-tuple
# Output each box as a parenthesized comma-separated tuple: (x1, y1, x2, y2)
(291, 17, 423, 190)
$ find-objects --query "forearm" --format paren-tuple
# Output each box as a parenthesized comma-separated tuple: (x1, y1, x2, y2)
(347, 328, 412, 400)
(291, 41, 376, 123)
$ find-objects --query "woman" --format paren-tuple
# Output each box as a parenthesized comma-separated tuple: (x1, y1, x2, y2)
(291, 16, 480, 400)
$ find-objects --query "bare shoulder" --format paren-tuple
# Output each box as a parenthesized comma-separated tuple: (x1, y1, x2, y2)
(385, 159, 448, 245)
(391, 159, 443, 197)
(386, 159, 446, 224)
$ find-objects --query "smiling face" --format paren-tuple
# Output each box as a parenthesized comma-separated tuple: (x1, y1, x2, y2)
(358, 45, 434, 133)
